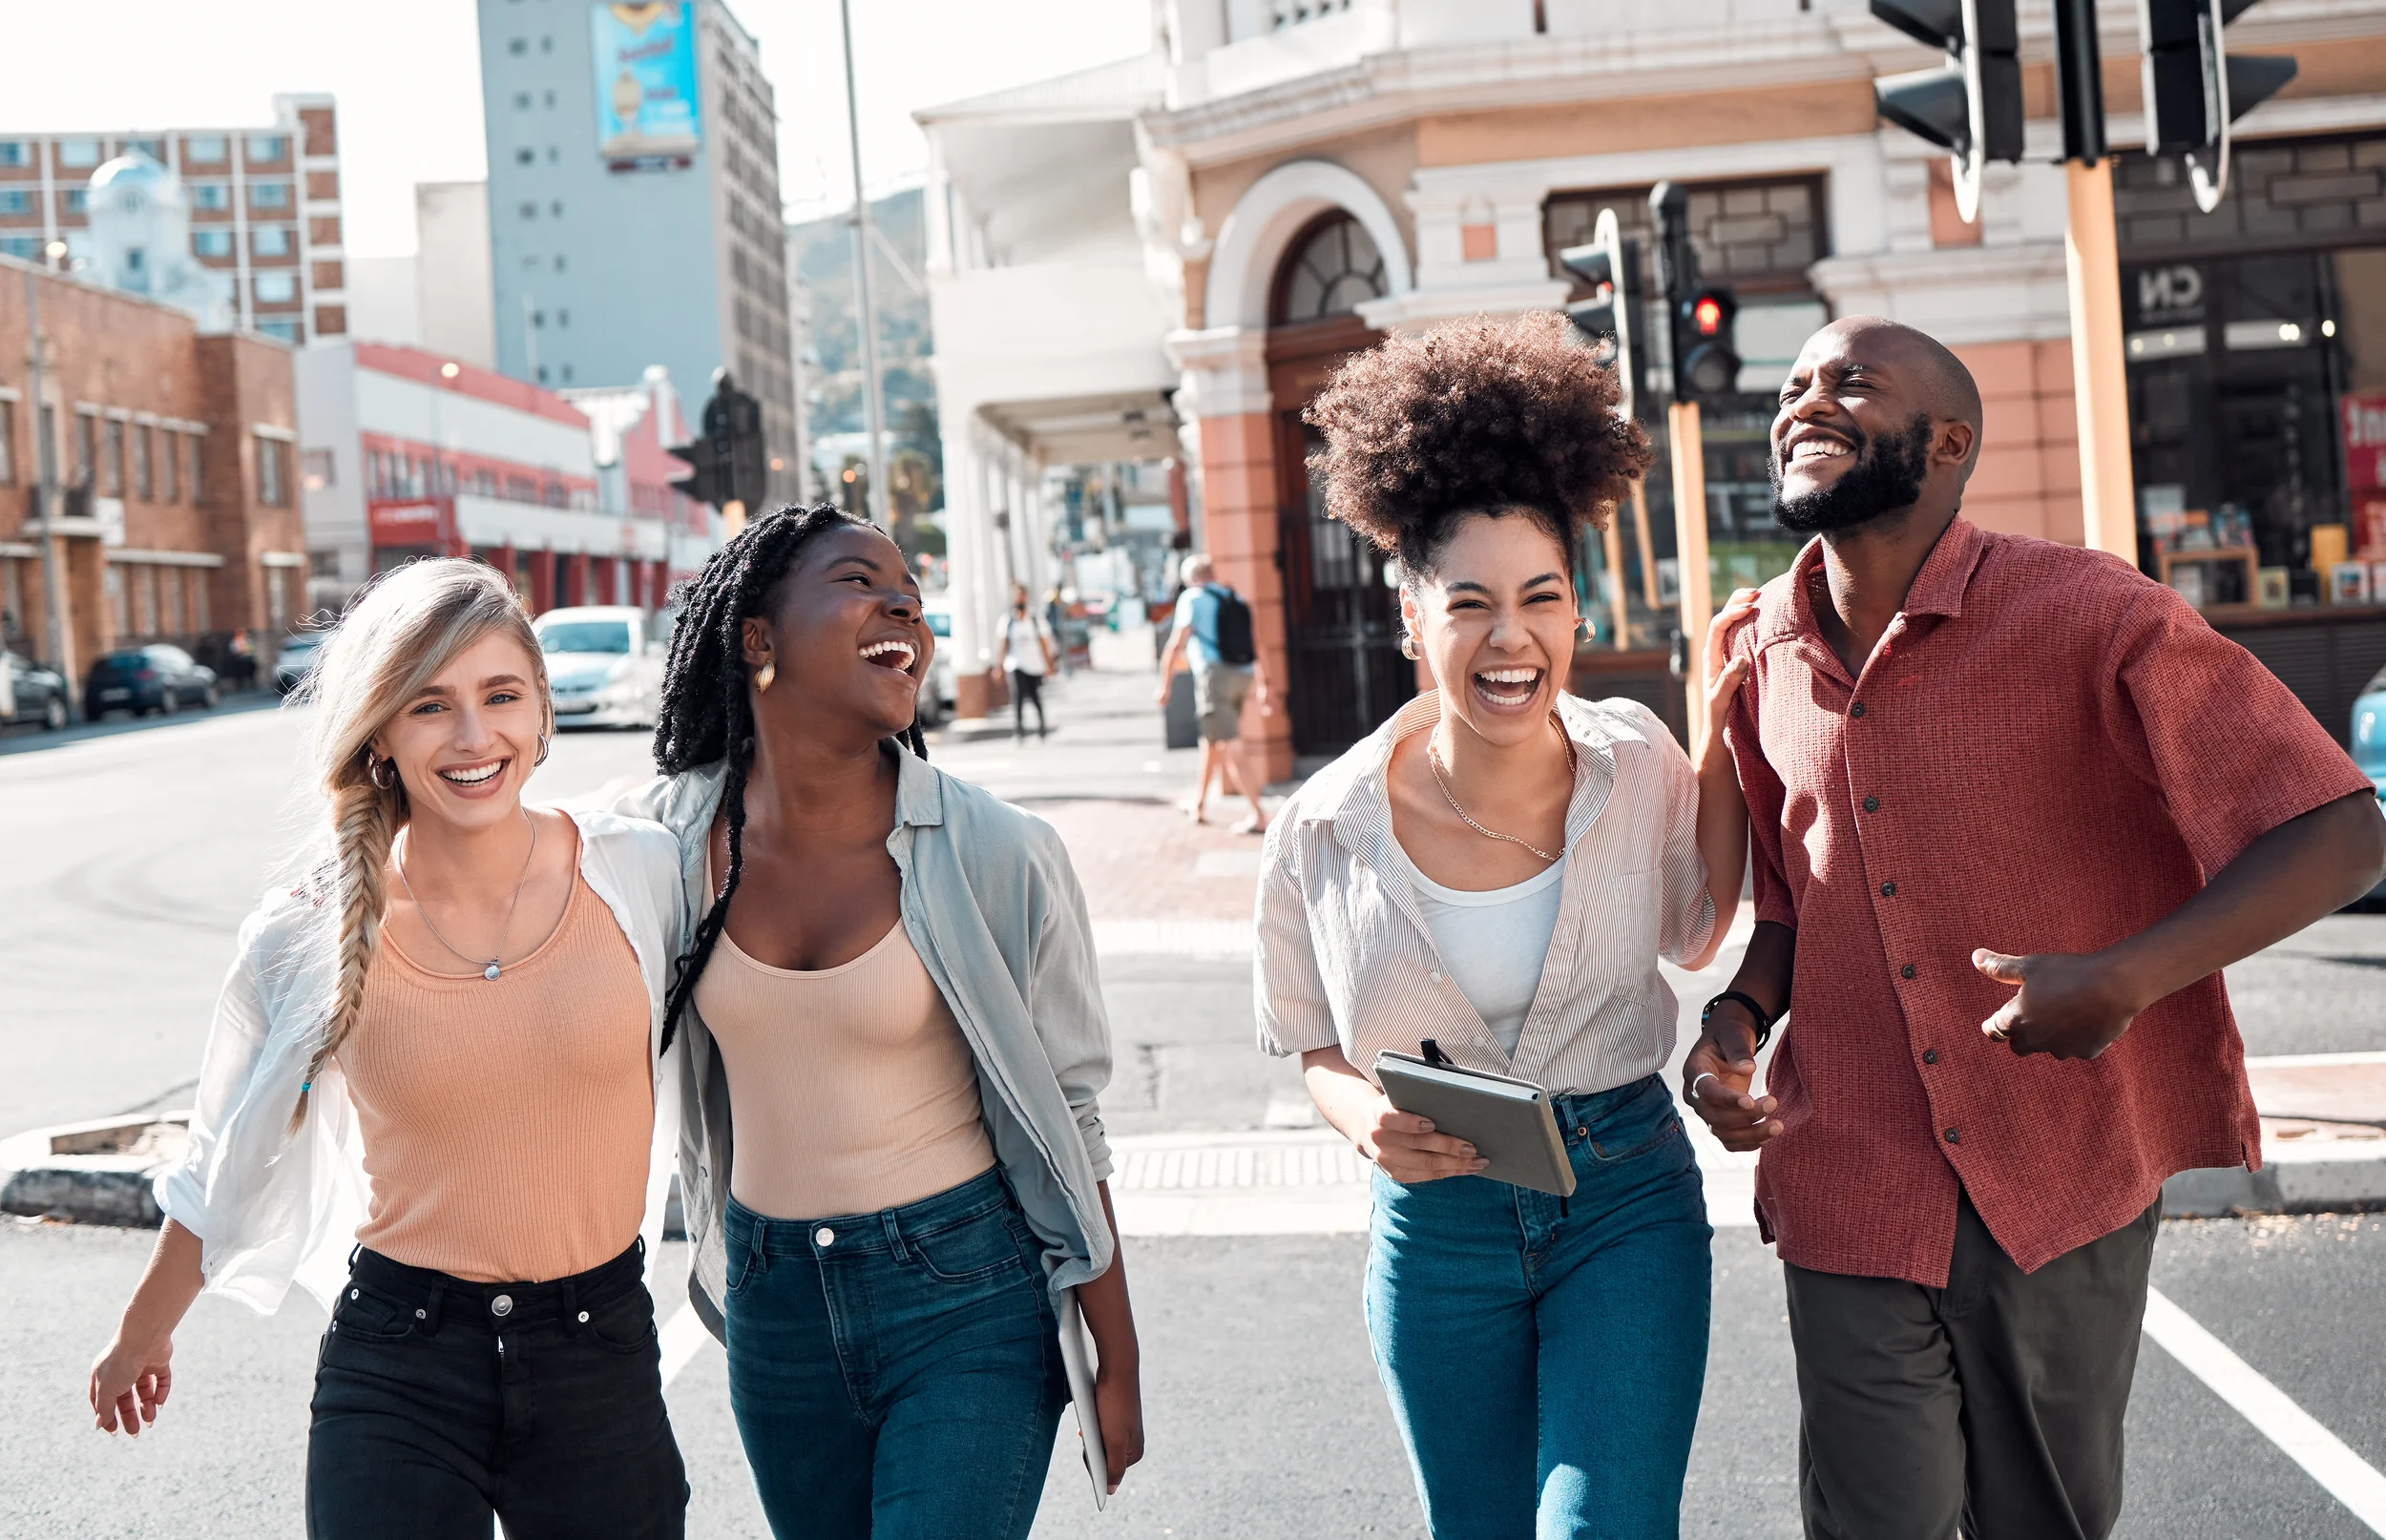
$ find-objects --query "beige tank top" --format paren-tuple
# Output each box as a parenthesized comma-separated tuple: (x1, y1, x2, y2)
(693, 895, 996, 1220)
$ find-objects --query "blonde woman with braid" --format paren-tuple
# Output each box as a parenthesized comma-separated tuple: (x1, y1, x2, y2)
(85, 559, 691, 1540)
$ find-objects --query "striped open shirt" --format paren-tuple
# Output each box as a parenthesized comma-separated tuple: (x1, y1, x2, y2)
(1255, 691, 1716, 1096)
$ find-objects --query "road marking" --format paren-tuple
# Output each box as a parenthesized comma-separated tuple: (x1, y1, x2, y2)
(2142, 1287, 2386, 1534)
(659, 1304, 713, 1387)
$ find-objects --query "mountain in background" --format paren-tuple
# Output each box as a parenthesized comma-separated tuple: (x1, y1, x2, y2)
(789, 187, 933, 446)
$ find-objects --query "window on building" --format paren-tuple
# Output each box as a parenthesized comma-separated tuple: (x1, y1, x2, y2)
(163, 566, 183, 635)
(185, 135, 227, 164)
(102, 419, 124, 497)
(193, 571, 209, 631)
(256, 319, 301, 343)
(136, 564, 156, 636)
(556, 308, 570, 328)
(543, 90, 556, 107)
(560, 364, 574, 383)
(61, 189, 88, 214)
(251, 181, 292, 210)
(547, 146, 559, 164)
(0, 190, 33, 215)
(302, 447, 334, 490)
(549, 199, 563, 218)
(0, 237, 39, 260)
(0, 142, 25, 167)
(509, 36, 527, 53)
(246, 135, 286, 161)
(105, 563, 126, 635)
(189, 182, 230, 212)
(539, 34, 553, 51)
(57, 138, 99, 169)
(185, 432, 202, 501)
(159, 427, 178, 501)
(535, 365, 550, 384)
(0, 400, 13, 486)
(519, 202, 537, 220)
(193, 229, 232, 257)
(474, 468, 496, 496)
(135, 425, 153, 500)
(255, 271, 297, 303)
(252, 225, 291, 258)
(1270, 213, 1388, 325)
(257, 435, 288, 507)
(514, 92, 533, 110)
(516, 147, 535, 165)
(554, 253, 567, 273)
(124, 138, 164, 163)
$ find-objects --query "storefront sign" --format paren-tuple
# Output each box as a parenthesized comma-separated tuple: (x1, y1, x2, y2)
(2129, 262, 2207, 327)
(369, 499, 447, 547)
(2341, 393, 2386, 554)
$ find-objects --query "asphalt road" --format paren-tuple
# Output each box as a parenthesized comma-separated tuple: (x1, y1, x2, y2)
(4, 674, 2384, 1537)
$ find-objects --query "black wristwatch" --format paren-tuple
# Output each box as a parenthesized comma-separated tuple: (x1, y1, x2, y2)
(1702, 990, 1776, 1053)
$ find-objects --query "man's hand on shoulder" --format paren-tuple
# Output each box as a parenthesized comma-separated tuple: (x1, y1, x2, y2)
(1972, 947, 2143, 1060)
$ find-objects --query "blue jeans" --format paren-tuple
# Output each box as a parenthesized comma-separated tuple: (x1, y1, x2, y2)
(722, 1168, 1066, 1540)
(1366, 1073, 1713, 1540)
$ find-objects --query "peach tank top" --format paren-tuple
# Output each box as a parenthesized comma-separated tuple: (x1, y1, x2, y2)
(340, 871, 654, 1284)
(693, 902, 995, 1221)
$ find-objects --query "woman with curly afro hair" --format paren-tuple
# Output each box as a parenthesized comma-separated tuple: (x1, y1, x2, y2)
(1252, 311, 1759, 1538)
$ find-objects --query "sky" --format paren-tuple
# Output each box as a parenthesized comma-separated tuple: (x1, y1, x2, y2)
(3, 0, 1153, 257)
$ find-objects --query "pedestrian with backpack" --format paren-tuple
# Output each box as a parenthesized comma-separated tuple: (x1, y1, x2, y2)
(1156, 553, 1272, 833)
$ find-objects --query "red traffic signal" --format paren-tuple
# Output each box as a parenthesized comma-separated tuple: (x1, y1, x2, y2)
(1693, 295, 1726, 336)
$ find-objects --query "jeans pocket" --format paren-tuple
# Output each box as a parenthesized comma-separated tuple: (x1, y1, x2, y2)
(328, 1282, 420, 1345)
(1586, 1078, 1685, 1164)
(909, 1205, 1029, 1284)
(723, 1232, 764, 1299)
(583, 1285, 660, 1354)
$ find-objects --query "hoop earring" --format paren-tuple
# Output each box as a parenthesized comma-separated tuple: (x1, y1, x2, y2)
(366, 754, 397, 792)
(1398, 633, 1419, 662)
(754, 661, 777, 694)
(534, 733, 551, 767)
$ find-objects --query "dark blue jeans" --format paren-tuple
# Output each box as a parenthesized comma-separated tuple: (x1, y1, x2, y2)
(1366, 1073, 1713, 1540)
(305, 1239, 686, 1539)
(722, 1168, 1066, 1540)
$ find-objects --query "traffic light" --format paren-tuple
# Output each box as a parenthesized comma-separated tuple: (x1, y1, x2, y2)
(1872, 0, 2023, 223)
(1555, 206, 1643, 419)
(670, 371, 768, 514)
(1648, 182, 1742, 406)
(2141, 0, 2298, 212)
(666, 434, 732, 510)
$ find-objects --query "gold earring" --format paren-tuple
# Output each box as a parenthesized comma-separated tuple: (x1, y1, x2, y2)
(754, 662, 777, 694)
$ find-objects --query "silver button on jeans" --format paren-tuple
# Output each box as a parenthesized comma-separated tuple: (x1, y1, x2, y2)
(491, 1293, 514, 1318)
(814, 1227, 836, 1248)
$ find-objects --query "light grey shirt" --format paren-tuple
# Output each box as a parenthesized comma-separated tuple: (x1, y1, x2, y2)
(1255, 691, 1715, 1096)
(616, 750, 1115, 1343)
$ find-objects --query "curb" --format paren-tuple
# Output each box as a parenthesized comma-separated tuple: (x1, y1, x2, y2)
(0, 1113, 185, 1227)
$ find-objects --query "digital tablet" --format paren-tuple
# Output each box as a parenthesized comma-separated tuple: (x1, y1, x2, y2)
(1374, 1048, 1577, 1197)
(1057, 1288, 1109, 1509)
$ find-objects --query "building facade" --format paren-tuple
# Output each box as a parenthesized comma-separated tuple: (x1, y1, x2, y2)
(295, 342, 706, 617)
(476, 0, 798, 507)
(0, 94, 346, 345)
(920, 0, 2386, 773)
(1, 256, 303, 695)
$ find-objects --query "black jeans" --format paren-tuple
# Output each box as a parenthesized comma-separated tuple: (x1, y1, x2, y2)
(1786, 1192, 2162, 1540)
(306, 1239, 687, 1539)
(1010, 669, 1045, 737)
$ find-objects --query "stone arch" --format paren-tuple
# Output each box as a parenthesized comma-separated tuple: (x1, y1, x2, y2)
(1203, 158, 1412, 333)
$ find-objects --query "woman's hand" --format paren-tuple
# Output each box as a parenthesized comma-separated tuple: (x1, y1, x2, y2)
(1093, 1354, 1144, 1495)
(1300, 1045, 1485, 1183)
(90, 1327, 175, 1435)
(1698, 587, 1762, 763)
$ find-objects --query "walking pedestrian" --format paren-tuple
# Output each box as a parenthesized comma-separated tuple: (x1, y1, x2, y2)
(1002, 584, 1056, 740)
(1156, 552, 1271, 832)
(87, 559, 691, 1539)
(616, 507, 1144, 1539)
(1684, 317, 2386, 1540)
(1256, 311, 1759, 1540)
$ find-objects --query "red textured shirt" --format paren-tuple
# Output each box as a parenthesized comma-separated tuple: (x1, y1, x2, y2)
(1727, 519, 2371, 1285)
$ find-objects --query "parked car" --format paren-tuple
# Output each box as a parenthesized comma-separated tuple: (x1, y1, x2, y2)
(273, 632, 325, 696)
(917, 597, 955, 727)
(2, 651, 70, 732)
(534, 606, 665, 729)
(2355, 666, 2386, 905)
(83, 645, 218, 720)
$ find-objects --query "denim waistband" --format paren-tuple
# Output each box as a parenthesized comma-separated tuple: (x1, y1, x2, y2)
(724, 1165, 1014, 1259)
(1550, 1073, 1666, 1135)
(345, 1237, 647, 1334)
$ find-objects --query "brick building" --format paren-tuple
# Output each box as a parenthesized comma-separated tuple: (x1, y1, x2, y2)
(0, 94, 345, 344)
(1, 256, 304, 696)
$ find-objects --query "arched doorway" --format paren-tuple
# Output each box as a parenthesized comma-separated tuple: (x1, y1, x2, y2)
(1266, 211, 1413, 758)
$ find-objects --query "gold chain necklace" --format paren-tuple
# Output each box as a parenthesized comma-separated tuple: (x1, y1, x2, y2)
(1423, 718, 1577, 864)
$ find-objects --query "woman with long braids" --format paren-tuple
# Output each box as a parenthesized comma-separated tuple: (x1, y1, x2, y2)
(87, 560, 690, 1538)
(617, 506, 1143, 1538)
(1255, 312, 1757, 1538)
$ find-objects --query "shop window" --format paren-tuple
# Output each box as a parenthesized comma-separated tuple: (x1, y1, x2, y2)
(1270, 213, 1388, 326)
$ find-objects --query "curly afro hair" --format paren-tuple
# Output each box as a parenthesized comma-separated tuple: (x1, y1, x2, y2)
(1303, 309, 1652, 577)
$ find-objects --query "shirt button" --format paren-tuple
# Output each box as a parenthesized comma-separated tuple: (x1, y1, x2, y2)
(1850, 701, 1866, 718)
(491, 1294, 513, 1318)
(1901, 964, 1917, 980)
(1880, 881, 1896, 897)
(1863, 796, 1880, 813)
(1943, 1128, 1961, 1145)
(814, 1226, 836, 1248)
(1922, 1049, 1938, 1065)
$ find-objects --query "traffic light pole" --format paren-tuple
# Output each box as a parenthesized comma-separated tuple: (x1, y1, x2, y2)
(1667, 401, 1712, 745)
(2064, 157, 2139, 560)
(1600, 515, 1630, 649)
(839, 0, 890, 528)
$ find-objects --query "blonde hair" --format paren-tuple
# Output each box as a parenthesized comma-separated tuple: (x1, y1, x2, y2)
(286, 559, 548, 1129)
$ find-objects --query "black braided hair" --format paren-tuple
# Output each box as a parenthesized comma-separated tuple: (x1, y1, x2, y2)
(653, 504, 930, 1051)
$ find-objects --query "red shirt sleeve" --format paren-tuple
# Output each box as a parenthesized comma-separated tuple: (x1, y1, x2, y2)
(1727, 630, 1799, 932)
(2102, 582, 2373, 876)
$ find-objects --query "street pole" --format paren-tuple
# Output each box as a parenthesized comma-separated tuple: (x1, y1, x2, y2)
(1667, 401, 1712, 745)
(1628, 483, 1660, 610)
(2064, 160, 2138, 560)
(1601, 515, 1630, 649)
(22, 262, 70, 705)
(838, 0, 890, 529)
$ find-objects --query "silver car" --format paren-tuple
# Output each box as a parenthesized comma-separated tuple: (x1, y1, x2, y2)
(534, 606, 667, 729)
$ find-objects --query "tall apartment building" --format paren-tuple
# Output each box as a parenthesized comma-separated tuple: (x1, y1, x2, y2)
(0, 94, 345, 345)
(477, 0, 798, 506)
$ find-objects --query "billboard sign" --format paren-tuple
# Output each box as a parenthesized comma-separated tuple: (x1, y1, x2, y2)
(592, 2, 702, 163)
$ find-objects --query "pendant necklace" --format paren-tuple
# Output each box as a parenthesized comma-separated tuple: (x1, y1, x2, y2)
(1424, 717, 1578, 864)
(395, 810, 540, 982)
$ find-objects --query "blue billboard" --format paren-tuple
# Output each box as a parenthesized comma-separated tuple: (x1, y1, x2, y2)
(591, 2, 702, 162)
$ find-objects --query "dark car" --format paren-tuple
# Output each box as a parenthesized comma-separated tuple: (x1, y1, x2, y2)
(3, 651, 70, 732)
(84, 645, 218, 720)
(273, 632, 324, 696)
